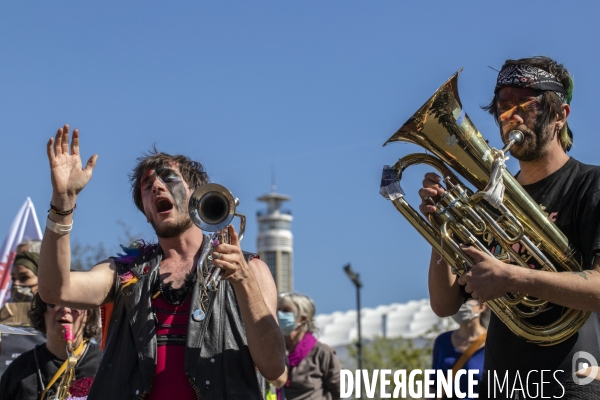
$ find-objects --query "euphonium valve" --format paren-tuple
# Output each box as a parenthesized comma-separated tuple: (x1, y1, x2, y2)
(380, 70, 589, 345)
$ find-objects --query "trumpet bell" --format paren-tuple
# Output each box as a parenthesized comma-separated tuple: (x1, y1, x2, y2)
(189, 183, 237, 232)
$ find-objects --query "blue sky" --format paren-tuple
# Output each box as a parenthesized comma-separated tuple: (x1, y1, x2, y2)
(1, 2, 599, 314)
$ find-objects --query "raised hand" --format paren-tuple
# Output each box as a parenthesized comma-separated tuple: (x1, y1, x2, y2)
(46, 124, 98, 209)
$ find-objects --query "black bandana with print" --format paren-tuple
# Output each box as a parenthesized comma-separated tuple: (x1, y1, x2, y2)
(495, 64, 565, 101)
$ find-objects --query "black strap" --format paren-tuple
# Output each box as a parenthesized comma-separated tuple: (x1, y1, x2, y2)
(157, 323, 188, 329)
(153, 307, 189, 315)
(157, 334, 187, 346)
(33, 344, 45, 398)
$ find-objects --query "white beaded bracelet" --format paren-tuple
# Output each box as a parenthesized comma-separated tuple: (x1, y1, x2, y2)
(46, 217, 73, 235)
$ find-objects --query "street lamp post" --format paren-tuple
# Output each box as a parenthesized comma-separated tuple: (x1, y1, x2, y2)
(343, 263, 363, 378)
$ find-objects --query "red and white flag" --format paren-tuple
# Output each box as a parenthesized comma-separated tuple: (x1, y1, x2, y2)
(0, 198, 42, 307)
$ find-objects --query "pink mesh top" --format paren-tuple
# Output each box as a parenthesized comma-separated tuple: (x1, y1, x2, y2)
(147, 295, 197, 400)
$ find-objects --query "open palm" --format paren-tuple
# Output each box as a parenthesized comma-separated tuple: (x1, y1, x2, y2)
(46, 124, 98, 201)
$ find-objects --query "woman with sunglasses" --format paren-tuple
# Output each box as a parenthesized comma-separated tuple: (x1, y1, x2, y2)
(0, 293, 102, 400)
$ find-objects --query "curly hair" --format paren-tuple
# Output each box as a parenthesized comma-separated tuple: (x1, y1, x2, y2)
(28, 293, 101, 340)
(482, 56, 574, 152)
(129, 145, 210, 213)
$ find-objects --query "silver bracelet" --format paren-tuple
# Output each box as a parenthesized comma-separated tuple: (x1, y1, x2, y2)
(46, 216, 73, 235)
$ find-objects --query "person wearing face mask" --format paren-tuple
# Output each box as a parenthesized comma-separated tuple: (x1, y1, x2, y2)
(273, 293, 341, 400)
(431, 299, 488, 399)
(0, 293, 103, 400)
(9, 251, 40, 303)
(0, 252, 47, 375)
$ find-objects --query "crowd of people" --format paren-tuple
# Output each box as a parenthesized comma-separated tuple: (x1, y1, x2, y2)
(0, 128, 343, 399)
(0, 237, 342, 399)
(0, 54, 598, 400)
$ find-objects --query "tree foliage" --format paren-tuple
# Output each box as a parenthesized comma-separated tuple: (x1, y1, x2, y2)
(363, 337, 432, 372)
(70, 240, 109, 271)
(70, 220, 144, 271)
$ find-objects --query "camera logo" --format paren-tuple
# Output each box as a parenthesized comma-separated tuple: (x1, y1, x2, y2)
(572, 351, 599, 385)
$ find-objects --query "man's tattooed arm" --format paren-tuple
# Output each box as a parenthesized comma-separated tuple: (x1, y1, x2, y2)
(572, 270, 595, 280)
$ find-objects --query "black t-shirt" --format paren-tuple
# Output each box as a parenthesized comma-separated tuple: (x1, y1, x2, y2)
(478, 157, 600, 399)
(0, 341, 103, 400)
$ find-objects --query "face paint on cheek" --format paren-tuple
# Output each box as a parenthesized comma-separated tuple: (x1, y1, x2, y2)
(499, 106, 518, 122)
(141, 170, 155, 193)
(155, 167, 187, 211)
(170, 183, 188, 212)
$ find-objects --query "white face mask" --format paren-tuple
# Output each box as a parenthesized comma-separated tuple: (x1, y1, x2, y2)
(10, 284, 35, 302)
(451, 302, 480, 325)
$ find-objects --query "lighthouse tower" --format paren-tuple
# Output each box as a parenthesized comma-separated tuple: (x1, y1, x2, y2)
(257, 189, 293, 293)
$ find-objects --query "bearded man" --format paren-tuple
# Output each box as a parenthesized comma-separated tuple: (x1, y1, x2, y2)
(419, 57, 600, 399)
(38, 127, 287, 399)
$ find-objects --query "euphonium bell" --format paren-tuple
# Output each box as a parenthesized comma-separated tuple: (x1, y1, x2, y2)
(189, 183, 246, 290)
(381, 70, 589, 345)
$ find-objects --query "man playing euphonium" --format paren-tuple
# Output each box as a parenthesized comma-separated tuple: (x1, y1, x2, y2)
(420, 57, 600, 399)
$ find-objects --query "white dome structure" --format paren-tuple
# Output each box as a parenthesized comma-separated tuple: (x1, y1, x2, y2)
(315, 299, 456, 349)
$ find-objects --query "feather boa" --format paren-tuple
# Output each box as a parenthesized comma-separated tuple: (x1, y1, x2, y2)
(114, 240, 157, 289)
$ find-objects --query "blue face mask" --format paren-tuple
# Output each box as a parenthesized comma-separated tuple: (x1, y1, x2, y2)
(277, 311, 298, 335)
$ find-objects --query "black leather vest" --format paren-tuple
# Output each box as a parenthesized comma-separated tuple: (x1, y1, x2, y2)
(88, 241, 264, 399)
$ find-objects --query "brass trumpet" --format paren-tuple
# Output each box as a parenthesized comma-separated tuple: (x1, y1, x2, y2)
(189, 183, 246, 290)
(381, 70, 589, 345)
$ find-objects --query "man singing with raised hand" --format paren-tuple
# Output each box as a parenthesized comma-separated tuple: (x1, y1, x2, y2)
(419, 57, 600, 399)
(38, 125, 287, 399)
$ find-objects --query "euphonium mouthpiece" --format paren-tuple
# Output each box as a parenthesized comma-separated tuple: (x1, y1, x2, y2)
(501, 130, 525, 154)
(508, 130, 524, 145)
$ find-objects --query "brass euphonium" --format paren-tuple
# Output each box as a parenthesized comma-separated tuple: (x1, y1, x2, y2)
(381, 70, 589, 345)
